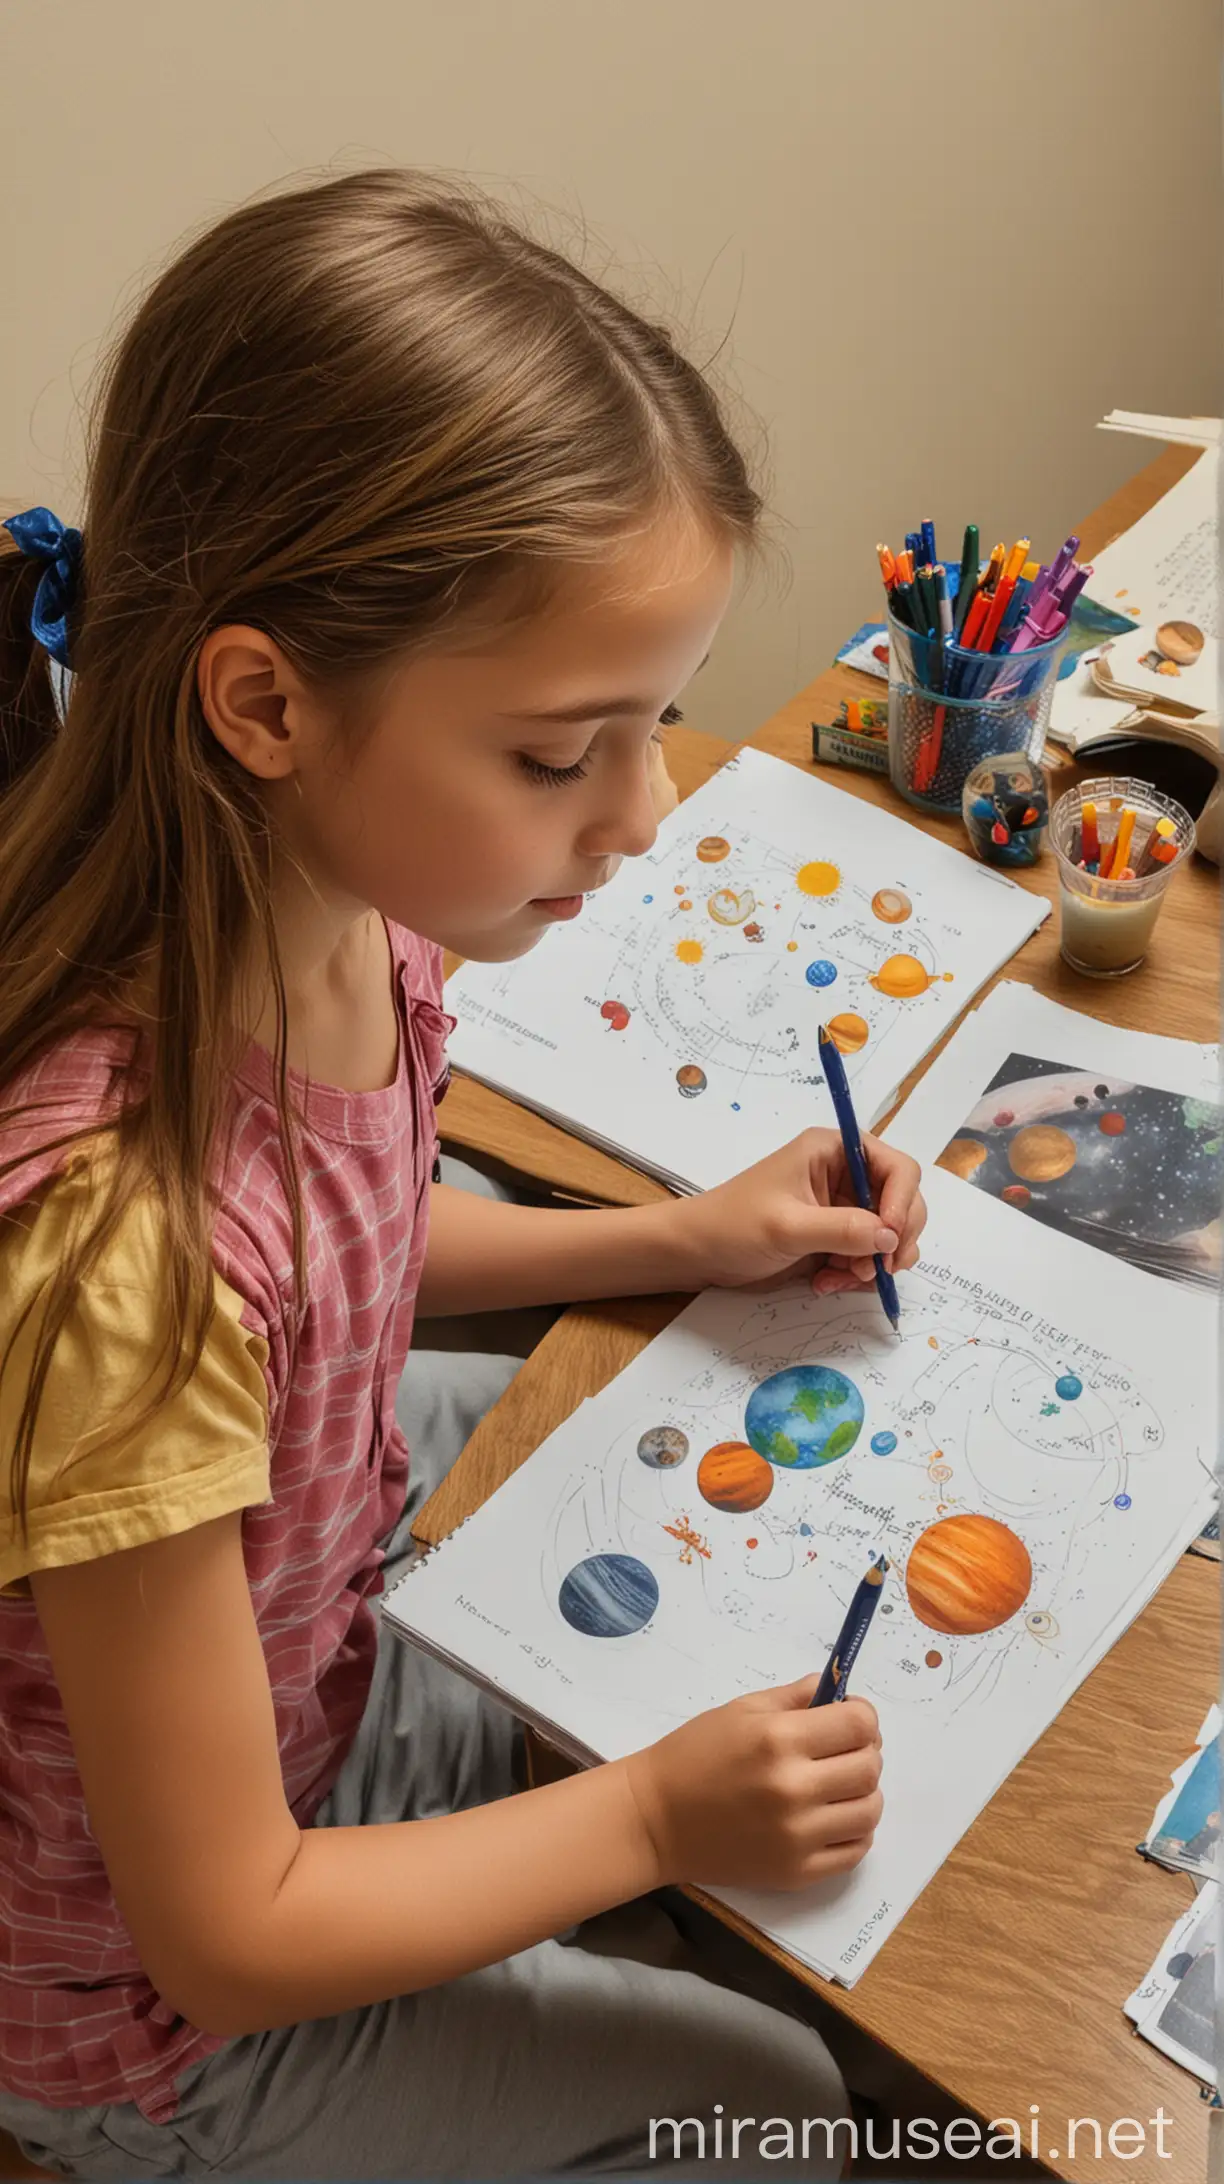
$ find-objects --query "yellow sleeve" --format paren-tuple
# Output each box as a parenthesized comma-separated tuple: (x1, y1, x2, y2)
(0, 1161, 270, 1593)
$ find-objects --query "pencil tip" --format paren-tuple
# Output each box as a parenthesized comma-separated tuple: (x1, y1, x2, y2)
(889, 1315, 901, 1335)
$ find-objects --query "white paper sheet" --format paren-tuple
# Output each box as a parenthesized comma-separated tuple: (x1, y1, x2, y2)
(1126, 1885, 1218, 2088)
(384, 1170, 1215, 1985)
(1087, 449, 1219, 639)
(446, 749, 1049, 1192)
(1099, 412, 1221, 450)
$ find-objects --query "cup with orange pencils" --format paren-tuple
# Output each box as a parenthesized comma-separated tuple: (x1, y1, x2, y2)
(1050, 776, 1196, 976)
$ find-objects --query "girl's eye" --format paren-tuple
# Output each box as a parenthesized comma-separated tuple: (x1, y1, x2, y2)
(659, 702, 685, 727)
(516, 753, 592, 787)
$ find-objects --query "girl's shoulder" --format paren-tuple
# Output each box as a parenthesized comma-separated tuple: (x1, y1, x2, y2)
(0, 1022, 133, 1222)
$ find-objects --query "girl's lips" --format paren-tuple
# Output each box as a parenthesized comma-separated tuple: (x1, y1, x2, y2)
(531, 894, 585, 920)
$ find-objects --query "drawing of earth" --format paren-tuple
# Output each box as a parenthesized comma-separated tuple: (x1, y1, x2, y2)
(745, 1365, 865, 1470)
(557, 1552, 659, 1637)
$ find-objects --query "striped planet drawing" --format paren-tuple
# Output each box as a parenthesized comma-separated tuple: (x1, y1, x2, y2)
(697, 1441, 775, 1513)
(557, 1553, 659, 1638)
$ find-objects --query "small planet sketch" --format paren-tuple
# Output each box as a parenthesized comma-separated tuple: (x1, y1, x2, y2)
(637, 1425, 690, 1469)
(1008, 1124, 1077, 1183)
(870, 952, 934, 999)
(676, 1064, 707, 1097)
(1026, 1609, 1059, 1640)
(1114, 1493, 1132, 1510)
(696, 835, 731, 863)
(674, 939, 703, 966)
(745, 1365, 865, 1470)
(871, 887, 912, 925)
(805, 959, 838, 988)
(796, 860, 841, 899)
(558, 1552, 659, 1638)
(707, 886, 755, 926)
(938, 1136, 988, 1181)
(925, 1650, 943, 1669)
(1001, 1183, 1031, 1207)
(824, 1012, 869, 1055)
(1054, 1373, 1083, 1401)
(1100, 1111, 1126, 1136)
(905, 1513, 1032, 1636)
(697, 1441, 774, 1513)
(600, 999, 630, 1031)
(871, 1430, 898, 1455)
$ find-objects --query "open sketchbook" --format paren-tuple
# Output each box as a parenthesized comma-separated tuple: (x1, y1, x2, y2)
(383, 1169, 1215, 1986)
(446, 749, 1049, 1192)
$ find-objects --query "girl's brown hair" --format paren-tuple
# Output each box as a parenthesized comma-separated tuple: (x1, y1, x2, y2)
(0, 168, 761, 1525)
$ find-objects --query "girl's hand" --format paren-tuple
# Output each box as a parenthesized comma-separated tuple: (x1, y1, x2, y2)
(664, 1128, 925, 1294)
(623, 1681, 882, 1891)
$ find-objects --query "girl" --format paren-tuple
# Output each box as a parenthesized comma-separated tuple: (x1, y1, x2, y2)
(0, 171, 925, 2180)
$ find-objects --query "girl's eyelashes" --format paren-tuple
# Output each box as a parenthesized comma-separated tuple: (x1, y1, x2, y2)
(517, 703, 682, 787)
(516, 752, 592, 787)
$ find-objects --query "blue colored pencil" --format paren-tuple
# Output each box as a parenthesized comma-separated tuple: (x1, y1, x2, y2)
(817, 1024, 902, 1333)
(810, 1553, 888, 1705)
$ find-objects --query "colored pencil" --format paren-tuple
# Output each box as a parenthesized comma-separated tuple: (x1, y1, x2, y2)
(810, 1554, 888, 1706)
(817, 1023, 901, 1334)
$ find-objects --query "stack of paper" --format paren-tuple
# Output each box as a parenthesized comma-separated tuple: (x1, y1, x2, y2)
(1141, 1708, 1220, 1885)
(1126, 1885, 1218, 2088)
(446, 749, 1049, 1193)
(385, 1168, 1215, 1986)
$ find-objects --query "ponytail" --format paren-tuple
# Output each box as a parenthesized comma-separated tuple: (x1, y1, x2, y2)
(0, 538, 59, 795)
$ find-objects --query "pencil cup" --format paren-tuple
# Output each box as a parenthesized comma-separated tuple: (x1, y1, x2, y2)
(1050, 776, 1195, 978)
(962, 752, 1049, 868)
(887, 614, 1065, 816)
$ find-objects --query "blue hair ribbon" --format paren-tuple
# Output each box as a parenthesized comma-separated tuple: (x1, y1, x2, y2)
(3, 506, 82, 669)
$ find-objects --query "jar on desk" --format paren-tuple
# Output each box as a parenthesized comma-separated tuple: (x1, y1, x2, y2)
(888, 614, 1066, 815)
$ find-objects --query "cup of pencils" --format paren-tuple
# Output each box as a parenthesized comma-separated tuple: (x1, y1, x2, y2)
(1050, 776, 1195, 977)
(879, 523, 1088, 814)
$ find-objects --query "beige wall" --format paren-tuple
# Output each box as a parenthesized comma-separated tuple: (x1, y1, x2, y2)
(3, 0, 1220, 741)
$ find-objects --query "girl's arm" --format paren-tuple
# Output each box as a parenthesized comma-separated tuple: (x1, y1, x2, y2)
(33, 1514, 880, 2037)
(418, 1132, 925, 1316)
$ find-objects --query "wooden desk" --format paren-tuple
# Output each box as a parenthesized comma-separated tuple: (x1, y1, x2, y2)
(422, 444, 1219, 2182)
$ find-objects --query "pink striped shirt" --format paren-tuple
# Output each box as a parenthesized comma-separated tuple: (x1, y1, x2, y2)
(0, 922, 447, 2120)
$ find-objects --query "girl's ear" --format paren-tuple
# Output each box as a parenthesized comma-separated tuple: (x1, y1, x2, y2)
(197, 624, 310, 781)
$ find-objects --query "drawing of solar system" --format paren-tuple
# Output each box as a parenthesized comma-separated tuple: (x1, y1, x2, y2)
(577, 809, 961, 1113)
(936, 1053, 1223, 1291)
(544, 1275, 1168, 1725)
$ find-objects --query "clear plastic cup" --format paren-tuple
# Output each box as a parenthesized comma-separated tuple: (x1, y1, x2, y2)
(1049, 776, 1195, 977)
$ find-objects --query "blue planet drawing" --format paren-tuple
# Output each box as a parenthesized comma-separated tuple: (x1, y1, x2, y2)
(1055, 1373, 1083, 1401)
(558, 1553, 659, 1637)
(871, 1430, 898, 1456)
(745, 1366, 865, 1470)
(1114, 1494, 1132, 1511)
(805, 960, 838, 988)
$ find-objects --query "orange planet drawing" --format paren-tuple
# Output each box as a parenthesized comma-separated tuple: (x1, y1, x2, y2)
(796, 860, 841, 898)
(1001, 1183, 1031, 1206)
(870, 952, 933, 999)
(707, 886, 755, 926)
(697, 1441, 774, 1514)
(1008, 1124, 1076, 1183)
(674, 939, 704, 966)
(871, 887, 912, 925)
(824, 1012, 869, 1055)
(696, 836, 730, 863)
(937, 1136, 988, 1181)
(905, 1513, 1032, 1636)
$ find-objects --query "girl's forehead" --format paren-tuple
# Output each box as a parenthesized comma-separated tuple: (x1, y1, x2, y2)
(459, 522, 734, 671)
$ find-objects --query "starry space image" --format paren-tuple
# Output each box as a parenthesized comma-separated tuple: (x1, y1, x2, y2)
(936, 1052, 1222, 1291)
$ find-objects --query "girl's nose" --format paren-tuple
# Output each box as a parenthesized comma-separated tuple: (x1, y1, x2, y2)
(579, 759, 659, 863)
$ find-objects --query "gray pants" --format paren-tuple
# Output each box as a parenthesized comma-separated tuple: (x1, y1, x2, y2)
(2, 1168, 851, 2181)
